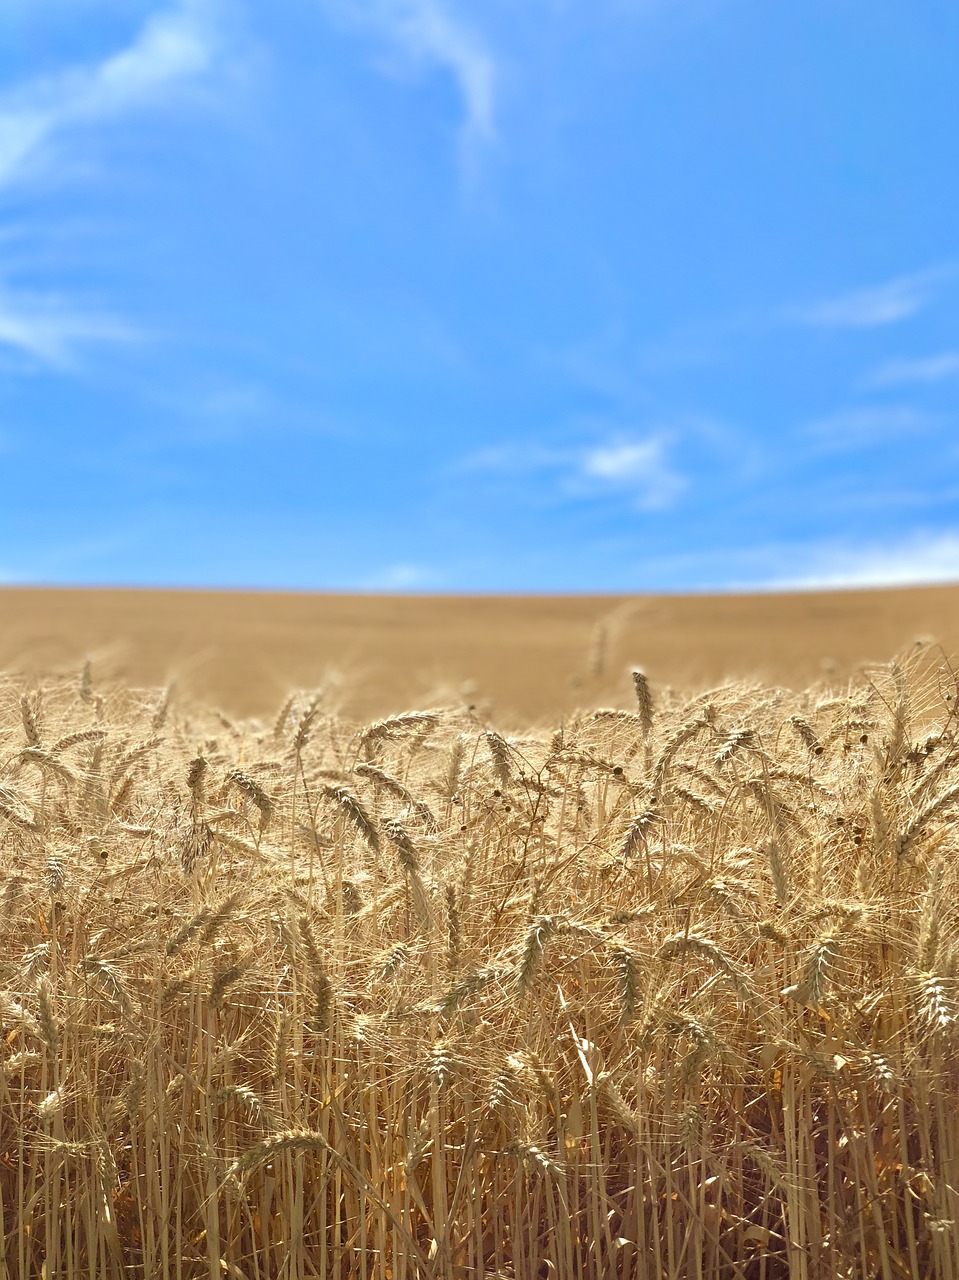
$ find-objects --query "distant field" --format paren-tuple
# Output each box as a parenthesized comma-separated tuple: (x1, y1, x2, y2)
(2, 584, 959, 723)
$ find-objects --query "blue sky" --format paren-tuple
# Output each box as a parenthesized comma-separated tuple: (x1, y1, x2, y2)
(0, 0, 957, 592)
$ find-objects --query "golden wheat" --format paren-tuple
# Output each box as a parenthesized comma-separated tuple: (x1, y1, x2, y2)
(1, 649, 959, 1277)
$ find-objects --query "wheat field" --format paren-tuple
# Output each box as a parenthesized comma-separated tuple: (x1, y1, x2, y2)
(6, 584, 959, 723)
(3, 646, 959, 1278)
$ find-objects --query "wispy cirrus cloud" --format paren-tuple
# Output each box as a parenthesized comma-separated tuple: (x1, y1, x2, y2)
(768, 530, 959, 589)
(628, 530, 959, 592)
(318, 0, 496, 161)
(0, 286, 137, 367)
(787, 265, 953, 329)
(361, 562, 441, 589)
(457, 432, 686, 512)
(0, 0, 223, 191)
(578, 438, 686, 509)
(861, 351, 959, 389)
(0, 1, 230, 368)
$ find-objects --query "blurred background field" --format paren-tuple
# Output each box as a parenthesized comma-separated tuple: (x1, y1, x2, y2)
(2, 584, 959, 724)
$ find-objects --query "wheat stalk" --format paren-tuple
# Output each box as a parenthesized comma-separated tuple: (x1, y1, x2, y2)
(0, 656, 956, 1278)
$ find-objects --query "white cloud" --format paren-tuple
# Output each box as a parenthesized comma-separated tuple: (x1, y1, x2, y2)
(582, 440, 660, 480)
(0, 287, 136, 366)
(454, 432, 686, 511)
(861, 352, 959, 389)
(0, 1, 222, 190)
(320, 0, 496, 157)
(769, 532, 959, 590)
(0, 2, 228, 368)
(579, 437, 686, 510)
(92, 4, 215, 106)
(788, 266, 951, 329)
(628, 530, 959, 593)
(362, 562, 439, 589)
(0, 114, 50, 187)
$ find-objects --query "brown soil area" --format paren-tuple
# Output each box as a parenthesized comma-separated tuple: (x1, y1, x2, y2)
(1, 585, 957, 725)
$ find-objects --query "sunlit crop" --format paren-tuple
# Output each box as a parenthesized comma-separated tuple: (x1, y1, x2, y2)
(3, 648, 959, 1278)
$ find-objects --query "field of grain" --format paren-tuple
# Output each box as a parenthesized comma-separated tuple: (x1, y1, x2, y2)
(4, 584, 959, 723)
(3, 635, 959, 1278)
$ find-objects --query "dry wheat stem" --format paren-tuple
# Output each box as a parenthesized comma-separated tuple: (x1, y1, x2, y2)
(0, 653, 957, 1279)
